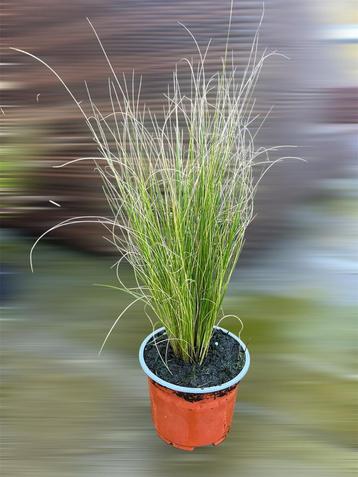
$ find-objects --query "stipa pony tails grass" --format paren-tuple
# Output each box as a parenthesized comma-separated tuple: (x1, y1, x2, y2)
(12, 8, 301, 365)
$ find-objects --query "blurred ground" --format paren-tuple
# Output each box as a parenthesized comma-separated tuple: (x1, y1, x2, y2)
(1, 163, 356, 476)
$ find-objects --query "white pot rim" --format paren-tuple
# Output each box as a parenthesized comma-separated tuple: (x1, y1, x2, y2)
(138, 325, 250, 394)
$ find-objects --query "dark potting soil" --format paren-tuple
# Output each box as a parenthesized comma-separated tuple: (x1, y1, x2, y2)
(143, 329, 246, 388)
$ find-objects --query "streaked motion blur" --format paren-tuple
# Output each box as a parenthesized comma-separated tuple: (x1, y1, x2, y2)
(1, 1, 356, 476)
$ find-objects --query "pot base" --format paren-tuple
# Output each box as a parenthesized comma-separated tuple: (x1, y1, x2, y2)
(157, 433, 195, 451)
(157, 429, 229, 451)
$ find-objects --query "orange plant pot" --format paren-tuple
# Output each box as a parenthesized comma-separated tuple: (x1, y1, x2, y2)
(148, 379, 239, 450)
(139, 326, 250, 451)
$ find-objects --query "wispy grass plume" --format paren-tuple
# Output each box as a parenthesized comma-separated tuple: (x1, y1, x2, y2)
(12, 8, 299, 364)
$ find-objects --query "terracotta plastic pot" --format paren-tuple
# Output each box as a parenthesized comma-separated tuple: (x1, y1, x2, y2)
(139, 326, 250, 451)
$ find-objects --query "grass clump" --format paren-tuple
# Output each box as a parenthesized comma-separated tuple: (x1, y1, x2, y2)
(14, 8, 299, 364)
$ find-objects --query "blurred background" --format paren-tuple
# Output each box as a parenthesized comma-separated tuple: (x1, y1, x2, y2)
(1, 1, 357, 476)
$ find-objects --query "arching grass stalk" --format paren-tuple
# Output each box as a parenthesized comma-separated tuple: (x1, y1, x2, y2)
(87, 20, 290, 365)
(12, 11, 300, 365)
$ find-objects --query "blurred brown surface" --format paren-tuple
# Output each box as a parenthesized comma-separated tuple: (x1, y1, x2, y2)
(2, 0, 258, 252)
(1, 1, 356, 254)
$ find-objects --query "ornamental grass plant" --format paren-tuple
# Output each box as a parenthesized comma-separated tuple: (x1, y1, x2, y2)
(14, 8, 299, 366)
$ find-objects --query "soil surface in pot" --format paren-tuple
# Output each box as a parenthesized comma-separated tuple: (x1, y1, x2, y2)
(144, 329, 246, 388)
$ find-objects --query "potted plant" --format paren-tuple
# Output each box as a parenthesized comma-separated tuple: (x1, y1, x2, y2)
(12, 9, 297, 451)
